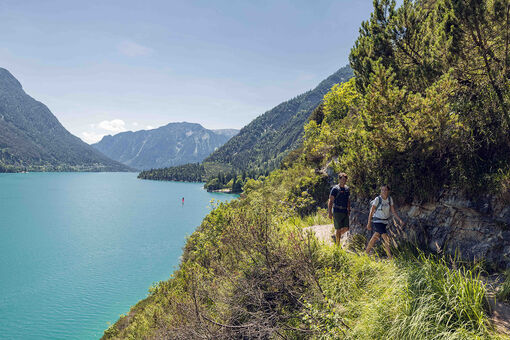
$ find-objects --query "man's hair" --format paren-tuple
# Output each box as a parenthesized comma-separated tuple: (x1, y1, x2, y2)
(338, 172, 348, 179)
(381, 184, 391, 191)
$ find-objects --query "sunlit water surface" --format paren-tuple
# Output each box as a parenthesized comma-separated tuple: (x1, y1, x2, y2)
(0, 172, 236, 339)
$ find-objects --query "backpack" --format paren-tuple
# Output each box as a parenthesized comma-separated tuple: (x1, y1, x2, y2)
(373, 195, 392, 212)
(333, 185, 349, 210)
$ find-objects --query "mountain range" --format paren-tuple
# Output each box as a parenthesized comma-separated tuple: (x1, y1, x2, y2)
(203, 65, 353, 171)
(139, 65, 353, 182)
(92, 123, 239, 170)
(0, 68, 130, 172)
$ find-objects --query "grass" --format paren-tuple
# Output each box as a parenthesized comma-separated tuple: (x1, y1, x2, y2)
(102, 207, 503, 340)
(304, 242, 498, 339)
(497, 270, 510, 302)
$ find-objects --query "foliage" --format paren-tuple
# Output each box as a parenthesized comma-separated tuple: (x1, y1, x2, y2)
(138, 163, 206, 182)
(340, 0, 510, 199)
(102, 191, 497, 339)
(496, 270, 510, 302)
(105, 147, 498, 339)
(103, 1, 510, 338)
(203, 66, 353, 173)
(299, 0, 510, 200)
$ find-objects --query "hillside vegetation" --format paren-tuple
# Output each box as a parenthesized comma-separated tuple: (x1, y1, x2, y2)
(137, 66, 353, 186)
(104, 0, 510, 338)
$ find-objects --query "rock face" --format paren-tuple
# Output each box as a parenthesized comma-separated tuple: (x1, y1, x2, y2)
(323, 166, 510, 270)
(346, 194, 510, 271)
(93, 122, 238, 170)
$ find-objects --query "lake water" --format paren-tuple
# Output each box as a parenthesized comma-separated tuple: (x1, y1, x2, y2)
(0, 172, 236, 339)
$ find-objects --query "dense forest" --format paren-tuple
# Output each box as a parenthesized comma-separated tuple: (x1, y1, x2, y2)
(139, 162, 267, 193)
(138, 163, 206, 182)
(104, 0, 510, 338)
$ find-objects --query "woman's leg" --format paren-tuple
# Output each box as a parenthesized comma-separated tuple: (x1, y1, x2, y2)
(365, 232, 380, 255)
(381, 233, 392, 259)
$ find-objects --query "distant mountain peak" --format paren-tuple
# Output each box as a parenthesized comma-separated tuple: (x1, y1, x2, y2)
(92, 122, 238, 170)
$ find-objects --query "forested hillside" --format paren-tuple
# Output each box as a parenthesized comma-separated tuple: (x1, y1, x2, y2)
(0, 68, 130, 172)
(93, 123, 237, 170)
(138, 66, 353, 185)
(104, 0, 510, 338)
(204, 65, 353, 172)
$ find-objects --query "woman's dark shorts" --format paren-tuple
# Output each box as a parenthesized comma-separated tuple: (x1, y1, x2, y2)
(372, 222, 388, 234)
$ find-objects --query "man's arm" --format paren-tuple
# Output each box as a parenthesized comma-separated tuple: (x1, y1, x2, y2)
(328, 195, 335, 219)
(347, 199, 351, 215)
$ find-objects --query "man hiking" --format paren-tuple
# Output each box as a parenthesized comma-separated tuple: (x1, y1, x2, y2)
(328, 173, 350, 245)
(365, 184, 404, 259)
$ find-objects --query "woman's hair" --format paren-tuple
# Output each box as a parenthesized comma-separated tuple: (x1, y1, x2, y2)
(380, 184, 391, 191)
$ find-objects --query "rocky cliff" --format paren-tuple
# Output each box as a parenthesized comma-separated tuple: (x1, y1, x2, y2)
(348, 194, 510, 270)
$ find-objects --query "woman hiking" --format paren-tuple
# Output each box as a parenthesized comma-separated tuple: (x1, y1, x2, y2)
(365, 184, 404, 259)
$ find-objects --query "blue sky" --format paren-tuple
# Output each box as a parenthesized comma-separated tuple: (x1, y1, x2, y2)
(0, 0, 375, 143)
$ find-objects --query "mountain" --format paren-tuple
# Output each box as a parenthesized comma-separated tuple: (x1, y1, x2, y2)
(92, 123, 239, 170)
(203, 65, 353, 172)
(212, 129, 239, 139)
(138, 65, 353, 183)
(0, 68, 130, 172)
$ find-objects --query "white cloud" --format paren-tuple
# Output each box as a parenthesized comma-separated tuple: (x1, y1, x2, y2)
(118, 40, 154, 57)
(81, 131, 106, 144)
(98, 119, 127, 133)
(146, 125, 155, 130)
(132, 122, 139, 126)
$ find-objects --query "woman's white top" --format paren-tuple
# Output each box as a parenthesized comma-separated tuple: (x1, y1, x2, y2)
(372, 196, 393, 224)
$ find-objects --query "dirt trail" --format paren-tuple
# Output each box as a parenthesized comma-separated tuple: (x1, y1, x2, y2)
(303, 224, 335, 244)
(303, 224, 510, 337)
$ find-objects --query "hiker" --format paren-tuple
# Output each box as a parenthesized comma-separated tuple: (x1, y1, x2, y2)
(365, 184, 404, 259)
(328, 173, 350, 245)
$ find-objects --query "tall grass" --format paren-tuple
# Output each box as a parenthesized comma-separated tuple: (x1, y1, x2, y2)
(390, 254, 491, 339)
(306, 243, 496, 339)
(497, 270, 510, 302)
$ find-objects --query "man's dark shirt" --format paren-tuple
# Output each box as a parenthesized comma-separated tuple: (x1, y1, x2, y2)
(330, 185, 349, 213)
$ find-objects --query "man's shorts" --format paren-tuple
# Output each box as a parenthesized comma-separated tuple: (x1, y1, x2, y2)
(372, 222, 388, 234)
(333, 211, 349, 230)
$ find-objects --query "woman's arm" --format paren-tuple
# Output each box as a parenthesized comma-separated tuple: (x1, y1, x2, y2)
(367, 205, 376, 230)
(391, 204, 404, 225)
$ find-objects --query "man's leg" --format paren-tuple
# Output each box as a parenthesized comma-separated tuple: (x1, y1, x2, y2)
(335, 228, 342, 245)
(365, 232, 380, 255)
(336, 227, 349, 245)
(381, 233, 392, 259)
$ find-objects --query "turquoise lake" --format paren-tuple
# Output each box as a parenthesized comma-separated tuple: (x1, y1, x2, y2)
(0, 172, 236, 339)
